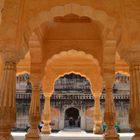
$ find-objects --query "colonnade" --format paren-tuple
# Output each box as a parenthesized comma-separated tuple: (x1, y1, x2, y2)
(0, 52, 140, 140)
(40, 91, 103, 134)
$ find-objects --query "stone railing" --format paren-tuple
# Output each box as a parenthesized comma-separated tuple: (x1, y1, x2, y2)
(16, 89, 130, 100)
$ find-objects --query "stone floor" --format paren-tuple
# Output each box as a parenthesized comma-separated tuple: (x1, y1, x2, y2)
(13, 130, 134, 140)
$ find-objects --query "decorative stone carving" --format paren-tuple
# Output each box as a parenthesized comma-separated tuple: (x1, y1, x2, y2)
(0, 1, 140, 140)
(104, 78, 119, 140)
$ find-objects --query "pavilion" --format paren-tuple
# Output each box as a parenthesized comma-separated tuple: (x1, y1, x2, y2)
(0, 1, 139, 140)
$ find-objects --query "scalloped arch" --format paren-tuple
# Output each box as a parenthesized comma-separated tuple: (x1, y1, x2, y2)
(43, 69, 102, 97)
(115, 71, 130, 77)
(42, 49, 103, 95)
(28, 4, 108, 30)
(16, 71, 30, 76)
(53, 71, 93, 91)
(24, 3, 116, 50)
(46, 49, 100, 71)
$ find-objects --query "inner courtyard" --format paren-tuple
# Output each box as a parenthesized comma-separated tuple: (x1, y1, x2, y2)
(16, 72, 130, 132)
(0, 1, 140, 140)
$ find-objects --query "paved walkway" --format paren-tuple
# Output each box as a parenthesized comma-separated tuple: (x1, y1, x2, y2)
(13, 130, 134, 140)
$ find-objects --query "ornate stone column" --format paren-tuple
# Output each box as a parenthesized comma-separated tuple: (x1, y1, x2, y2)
(119, 50, 140, 140)
(104, 77, 119, 140)
(25, 80, 41, 140)
(93, 94, 102, 134)
(41, 93, 52, 134)
(129, 63, 140, 140)
(0, 53, 18, 140)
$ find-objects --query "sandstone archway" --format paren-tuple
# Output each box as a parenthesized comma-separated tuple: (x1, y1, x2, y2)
(42, 50, 103, 97)
(22, 3, 117, 63)
(25, 3, 116, 41)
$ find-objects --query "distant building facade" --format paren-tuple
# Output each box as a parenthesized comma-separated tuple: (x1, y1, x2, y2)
(16, 73, 130, 131)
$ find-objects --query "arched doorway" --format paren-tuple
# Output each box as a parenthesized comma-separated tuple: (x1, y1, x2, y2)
(65, 107, 80, 128)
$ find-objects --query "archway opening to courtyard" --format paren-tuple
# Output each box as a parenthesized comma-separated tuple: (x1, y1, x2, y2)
(65, 107, 80, 128)
(51, 72, 94, 131)
(42, 49, 103, 133)
(14, 71, 130, 132)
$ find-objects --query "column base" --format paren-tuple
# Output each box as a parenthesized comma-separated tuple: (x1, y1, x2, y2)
(25, 128, 41, 140)
(0, 134, 13, 140)
(41, 130, 51, 134)
(41, 124, 51, 134)
(0, 128, 14, 140)
(104, 127, 120, 140)
(93, 124, 103, 134)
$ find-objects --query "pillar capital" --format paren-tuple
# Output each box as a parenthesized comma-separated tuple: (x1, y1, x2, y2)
(94, 94, 101, 98)
(0, 50, 22, 63)
(130, 63, 140, 71)
(3, 61, 16, 71)
(121, 48, 140, 65)
(44, 92, 52, 98)
(92, 87, 102, 96)
(93, 93, 102, 99)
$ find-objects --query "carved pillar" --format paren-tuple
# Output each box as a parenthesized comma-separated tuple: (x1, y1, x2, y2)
(41, 93, 52, 134)
(104, 78, 119, 140)
(93, 94, 102, 134)
(0, 62, 16, 140)
(102, 39, 119, 140)
(0, 54, 18, 140)
(25, 80, 41, 140)
(129, 64, 140, 140)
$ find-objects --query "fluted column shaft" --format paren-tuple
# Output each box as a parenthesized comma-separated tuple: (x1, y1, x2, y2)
(0, 63, 4, 88)
(41, 93, 51, 134)
(129, 64, 140, 140)
(0, 61, 17, 140)
(104, 82, 119, 140)
(25, 81, 41, 140)
(93, 94, 102, 134)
